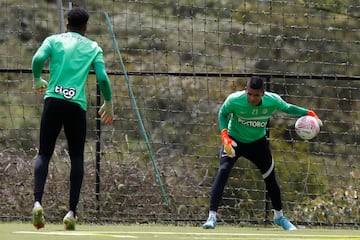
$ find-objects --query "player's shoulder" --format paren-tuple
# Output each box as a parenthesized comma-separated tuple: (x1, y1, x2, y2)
(224, 91, 247, 106)
(264, 91, 282, 100)
(44, 33, 62, 41)
(81, 34, 102, 50)
(263, 91, 286, 105)
(228, 90, 246, 99)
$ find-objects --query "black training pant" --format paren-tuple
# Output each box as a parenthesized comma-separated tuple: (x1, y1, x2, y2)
(33, 97, 86, 215)
(209, 136, 282, 212)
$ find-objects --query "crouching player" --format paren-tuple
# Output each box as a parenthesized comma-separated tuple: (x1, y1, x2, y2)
(203, 76, 322, 230)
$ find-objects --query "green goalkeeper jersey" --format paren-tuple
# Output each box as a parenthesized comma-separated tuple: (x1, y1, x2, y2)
(32, 32, 112, 111)
(219, 90, 308, 143)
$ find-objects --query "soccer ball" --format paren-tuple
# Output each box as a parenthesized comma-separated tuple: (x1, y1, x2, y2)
(295, 116, 320, 140)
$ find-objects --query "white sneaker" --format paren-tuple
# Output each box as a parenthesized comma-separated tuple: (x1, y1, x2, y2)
(63, 211, 77, 230)
(202, 215, 216, 229)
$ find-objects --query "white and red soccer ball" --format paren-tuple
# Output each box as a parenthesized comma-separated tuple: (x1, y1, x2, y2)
(295, 116, 320, 140)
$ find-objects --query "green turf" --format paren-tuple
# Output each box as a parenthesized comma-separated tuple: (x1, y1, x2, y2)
(1, 222, 360, 240)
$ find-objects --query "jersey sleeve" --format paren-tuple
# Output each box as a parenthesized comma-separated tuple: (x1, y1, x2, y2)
(93, 47, 105, 64)
(282, 103, 308, 116)
(94, 60, 112, 101)
(218, 96, 232, 131)
(274, 93, 308, 116)
(32, 37, 52, 78)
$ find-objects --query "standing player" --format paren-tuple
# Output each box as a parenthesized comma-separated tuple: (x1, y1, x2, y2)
(31, 7, 114, 230)
(202, 76, 322, 230)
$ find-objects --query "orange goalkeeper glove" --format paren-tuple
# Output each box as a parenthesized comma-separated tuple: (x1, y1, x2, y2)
(308, 110, 323, 127)
(221, 129, 237, 158)
(98, 100, 114, 124)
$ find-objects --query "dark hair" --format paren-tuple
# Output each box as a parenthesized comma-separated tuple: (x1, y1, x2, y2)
(67, 7, 89, 29)
(247, 76, 264, 90)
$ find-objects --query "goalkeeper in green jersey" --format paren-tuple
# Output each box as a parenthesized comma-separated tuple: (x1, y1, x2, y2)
(203, 76, 322, 230)
(31, 7, 113, 230)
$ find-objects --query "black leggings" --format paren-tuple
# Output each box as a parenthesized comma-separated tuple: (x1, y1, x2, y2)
(209, 136, 282, 212)
(34, 97, 86, 215)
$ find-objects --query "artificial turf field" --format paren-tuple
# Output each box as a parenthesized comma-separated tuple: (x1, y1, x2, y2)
(1, 222, 359, 240)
